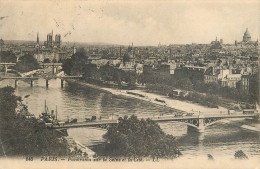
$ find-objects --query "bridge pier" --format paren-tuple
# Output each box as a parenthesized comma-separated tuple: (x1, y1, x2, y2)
(15, 80, 18, 88)
(198, 118, 205, 132)
(61, 79, 64, 88)
(51, 65, 58, 75)
(4, 65, 7, 73)
(186, 117, 205, 133)
(46, 79, 49, 88)
(30, 80, 34, 87)
(187, 125, 205, 133)
(55, 67, 58, 74)
(52, 66, 54, 75)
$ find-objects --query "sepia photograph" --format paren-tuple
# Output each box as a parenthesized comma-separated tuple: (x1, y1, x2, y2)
(0, 0, 259, 168)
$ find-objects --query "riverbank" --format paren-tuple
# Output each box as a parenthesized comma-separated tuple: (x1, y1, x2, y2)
(65, 136, 95, 158)
(66, 79, 229, 115)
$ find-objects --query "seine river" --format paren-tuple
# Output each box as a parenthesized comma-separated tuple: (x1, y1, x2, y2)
(1, 78, 260, 159)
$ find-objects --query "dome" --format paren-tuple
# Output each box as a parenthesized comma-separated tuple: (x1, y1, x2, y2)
(244, 28, 251, 37)
(243, 28, 251, 42)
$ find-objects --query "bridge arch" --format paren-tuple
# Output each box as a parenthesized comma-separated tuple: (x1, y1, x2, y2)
(166, 120, 199, 130)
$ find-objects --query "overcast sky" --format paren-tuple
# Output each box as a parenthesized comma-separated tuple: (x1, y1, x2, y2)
(0, 0, 259, 46)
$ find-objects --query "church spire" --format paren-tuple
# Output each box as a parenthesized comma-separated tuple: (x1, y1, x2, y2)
(37, 32, 39, 44)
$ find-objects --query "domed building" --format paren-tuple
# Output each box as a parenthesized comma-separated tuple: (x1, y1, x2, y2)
(235, 28, 258, 48)
(243, 28, 251, 42)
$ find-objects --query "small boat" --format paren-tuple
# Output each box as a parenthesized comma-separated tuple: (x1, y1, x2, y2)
(243, 109, 256, 115)
(70, 118, 78, 123)
(174, 112, 184, 117)
(85, 116, 97, 122)
(186, 113, 194, 116)
(24, 94, 30, 98)
(168, 89, 189, 98)
(154, 98, 166, 103)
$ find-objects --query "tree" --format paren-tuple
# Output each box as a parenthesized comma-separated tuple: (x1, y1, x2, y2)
(0, 51, 17, 63)
(114, 69, 122, 87)
(15, 54, 39, 73)
(62, 58, 73, 75)
(249, 73, 259, 104)
(0, 87, 70, 157)
(0, 39, 4, 46)
(102, 115, 181, 158)
(126, 72, 137, 89)
(234, 150, 248, 160)
(205, 82, 220, 94)
(71, 48, 87, 75)
(43, 58, 51, 63)
(176, 78, 193, 91)
(62, 48, 87, 76)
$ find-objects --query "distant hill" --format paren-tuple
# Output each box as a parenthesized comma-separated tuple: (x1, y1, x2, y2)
(5, 40, 35, 45)
(3, 40, 155, 48)
(4, 40, 123, 47)
(65, 41, 123, 48)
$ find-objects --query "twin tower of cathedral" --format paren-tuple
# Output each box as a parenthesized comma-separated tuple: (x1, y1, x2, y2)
(35, 30, 61, 49)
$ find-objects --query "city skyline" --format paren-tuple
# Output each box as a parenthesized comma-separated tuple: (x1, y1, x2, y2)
(0, 0, 259, 46)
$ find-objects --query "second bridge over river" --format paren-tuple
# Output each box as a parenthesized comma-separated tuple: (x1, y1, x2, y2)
(0, 75, 82, 88)
(50, 113, 259, 132)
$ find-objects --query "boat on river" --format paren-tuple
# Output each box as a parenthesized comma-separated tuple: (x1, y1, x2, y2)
(39, 100, 56, 123)
(154, 98, 166, 103)
(38, 100, 65, 126)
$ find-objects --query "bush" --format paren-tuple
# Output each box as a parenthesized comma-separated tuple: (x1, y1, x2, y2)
(234, 150, 248, 160)
(207, 154, 214, 160)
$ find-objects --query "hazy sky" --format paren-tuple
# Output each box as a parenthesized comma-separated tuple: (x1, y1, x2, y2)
(0, 0, 259, 46)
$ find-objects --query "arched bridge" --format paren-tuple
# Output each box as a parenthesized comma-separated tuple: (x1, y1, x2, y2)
(0, 75, 82, 88)
(48, 113, 259, 132)
(151, 113, 259, 132)
(39, 63, 63, 74)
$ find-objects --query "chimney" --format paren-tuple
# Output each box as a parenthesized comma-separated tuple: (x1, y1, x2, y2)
(120, 46, 121, 57)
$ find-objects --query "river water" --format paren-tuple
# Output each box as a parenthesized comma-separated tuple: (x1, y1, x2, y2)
(1, 78, 260, 160)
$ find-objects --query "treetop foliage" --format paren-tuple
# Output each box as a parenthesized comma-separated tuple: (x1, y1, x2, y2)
(102, 115, 181, 158)
(15, 53, 39, 73)
(62, 48, 87, 75)
(0, 87, 69, 157)
(0, 51, 17, 63)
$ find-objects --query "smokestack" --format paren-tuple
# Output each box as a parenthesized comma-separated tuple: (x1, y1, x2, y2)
(120, 46, 121, 57)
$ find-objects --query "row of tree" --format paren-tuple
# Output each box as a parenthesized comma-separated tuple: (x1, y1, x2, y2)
(62, 48, 138, 89)
(143, 69, 258, 105)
